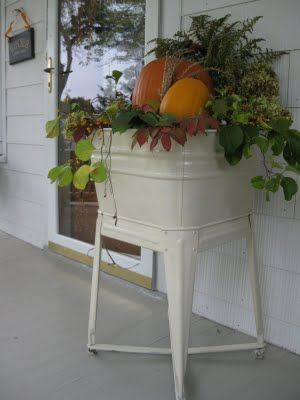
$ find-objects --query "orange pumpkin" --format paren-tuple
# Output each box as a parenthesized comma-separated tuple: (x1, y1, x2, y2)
(159, 78, 210, 120)
(132, 58, 213, 107)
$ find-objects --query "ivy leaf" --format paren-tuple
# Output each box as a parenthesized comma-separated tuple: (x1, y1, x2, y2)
(283, 131, 300, 165)
(242, 126, 259, 141)
(232, 112, 251, 124)
(161, 133, 172, 151)
(140, 112, 159, 126)
(112, 110, 138, 133)
(255, 136, 269, 154)
(46, 116, 60, 138)
(58, 166, 73, 187)
(280, 176, 298, 201)
(270, 118, 292, 135)
(286, 164, 300, 174)
(73, 165, 91, 190)
(243, 144, 252, 159)
(75, 139, 95, 161)
(219, 125, 244, 155)
(90, 161, 107, 183)
(224, 149, 243, 165)
(271, 135, 285, 155)
(251, 175, 266, 189)
(48, 165, 65, 183)
(212, 98, 229, 117)
(265, 175, 281, 193)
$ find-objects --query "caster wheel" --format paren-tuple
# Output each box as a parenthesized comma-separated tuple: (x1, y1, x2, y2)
(88, 348, 98, 356)
(254, 348, 265, 359)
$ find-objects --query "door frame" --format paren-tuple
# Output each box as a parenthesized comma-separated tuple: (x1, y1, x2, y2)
(45, 0, 160, 280)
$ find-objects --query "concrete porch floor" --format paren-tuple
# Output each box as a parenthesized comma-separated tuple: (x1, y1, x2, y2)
(0, 232, 299, 400)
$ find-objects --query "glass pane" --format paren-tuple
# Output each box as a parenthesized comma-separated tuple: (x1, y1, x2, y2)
(57, 0, 145, 255)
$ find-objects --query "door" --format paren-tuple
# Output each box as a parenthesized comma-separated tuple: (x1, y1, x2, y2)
(46, 0, 160, 287)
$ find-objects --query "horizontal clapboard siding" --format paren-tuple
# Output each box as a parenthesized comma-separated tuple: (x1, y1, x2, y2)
(156, 0, 300, 354)
(0, 0, 47, 247)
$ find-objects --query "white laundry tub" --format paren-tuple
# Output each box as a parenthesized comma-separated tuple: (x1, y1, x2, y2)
(92, 128, 257, 229)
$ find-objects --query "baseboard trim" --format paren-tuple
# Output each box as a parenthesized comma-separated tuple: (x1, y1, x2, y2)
(48, 241, 152, 290)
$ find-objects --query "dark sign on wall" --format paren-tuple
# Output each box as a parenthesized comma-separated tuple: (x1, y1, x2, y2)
(8, 28, 35, 65)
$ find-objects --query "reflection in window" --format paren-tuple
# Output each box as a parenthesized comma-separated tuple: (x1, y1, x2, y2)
(58, 0, 145, 255)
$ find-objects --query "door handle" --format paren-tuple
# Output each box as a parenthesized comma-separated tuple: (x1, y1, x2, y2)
(44, 57, 54, 93)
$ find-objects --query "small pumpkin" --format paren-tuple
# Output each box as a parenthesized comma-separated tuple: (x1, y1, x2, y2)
(159, 78, 210, 120)
(132, 58, 213, 107)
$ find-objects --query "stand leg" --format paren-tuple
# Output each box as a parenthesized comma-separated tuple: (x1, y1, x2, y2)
(88, 213, 103, 348)
(247, 216, 265, 353)
(164, 231, 198, 400)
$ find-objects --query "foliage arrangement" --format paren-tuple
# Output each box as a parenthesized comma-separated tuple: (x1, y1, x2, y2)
(47, 14, 300, 202)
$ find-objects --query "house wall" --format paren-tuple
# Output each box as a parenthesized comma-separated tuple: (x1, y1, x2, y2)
(0, 0, 47, 247)
(156, 0, 300, 355)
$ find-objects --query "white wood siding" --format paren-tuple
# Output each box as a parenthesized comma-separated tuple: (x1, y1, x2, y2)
(156, 0, 300, 354)
(0, 0, 47, 247)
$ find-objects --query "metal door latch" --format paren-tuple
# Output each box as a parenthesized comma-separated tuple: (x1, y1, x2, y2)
(44, 57, 54, 93)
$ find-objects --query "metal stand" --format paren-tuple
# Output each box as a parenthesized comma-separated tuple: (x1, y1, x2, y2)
(87, 212, 265, 400)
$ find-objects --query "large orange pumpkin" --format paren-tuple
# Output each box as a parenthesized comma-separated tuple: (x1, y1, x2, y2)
(159, 78, 210, 120)
(132, 58, 213, 107)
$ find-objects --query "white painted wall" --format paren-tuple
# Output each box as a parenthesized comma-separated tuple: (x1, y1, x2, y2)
(0, 0, 47, 247)
(156, 0, 300, 354)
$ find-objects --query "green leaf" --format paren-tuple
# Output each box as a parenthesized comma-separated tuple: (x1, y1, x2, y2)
(58, 166, 73, 187)
(48, 165, 65, 183)
(286, 164, 300, 174)
(139, 112, 159, 126)
(73, 165, 91, 190)
(212, 98, 229, 117)
(90, 161, 107, 183)
(243, 144, 252, 159)
(270, 118, 292, 135)
(75, 139, 95, 161)
(241, 126, 260, 144)
(46, 116, 60, 138)
(146, 99, 160, 112)
(219, 125, 244, 155)
(265, 175, 281, 193)
(157, 113, 177, 126)
(255, 136, 269, 154)
(232, 112, 251, 124)
(112, 110, 138, 133)
(271, 135, 285, 155)
(71, 103, 80, 111)
(251, 176, 266, 189)
(280, 176, 298, 201)
(112, 70, 122, 83)
(224, 149, 243, 165)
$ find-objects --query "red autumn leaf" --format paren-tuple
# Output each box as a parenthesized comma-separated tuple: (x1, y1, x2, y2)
(160, 126, 172, 134)
(150, 132, 162, 151)
(197, 119, 206, 134)
(186, 118, 198, 136)
(136, 128, 149, 147)
(73, 126, 85, 142)
(171, 128, 187, 146)
(161, 133, 172, 151)
(149, 127, 161, 138)
(199, 113, 220, 131)
(131, 132, 138, 150)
